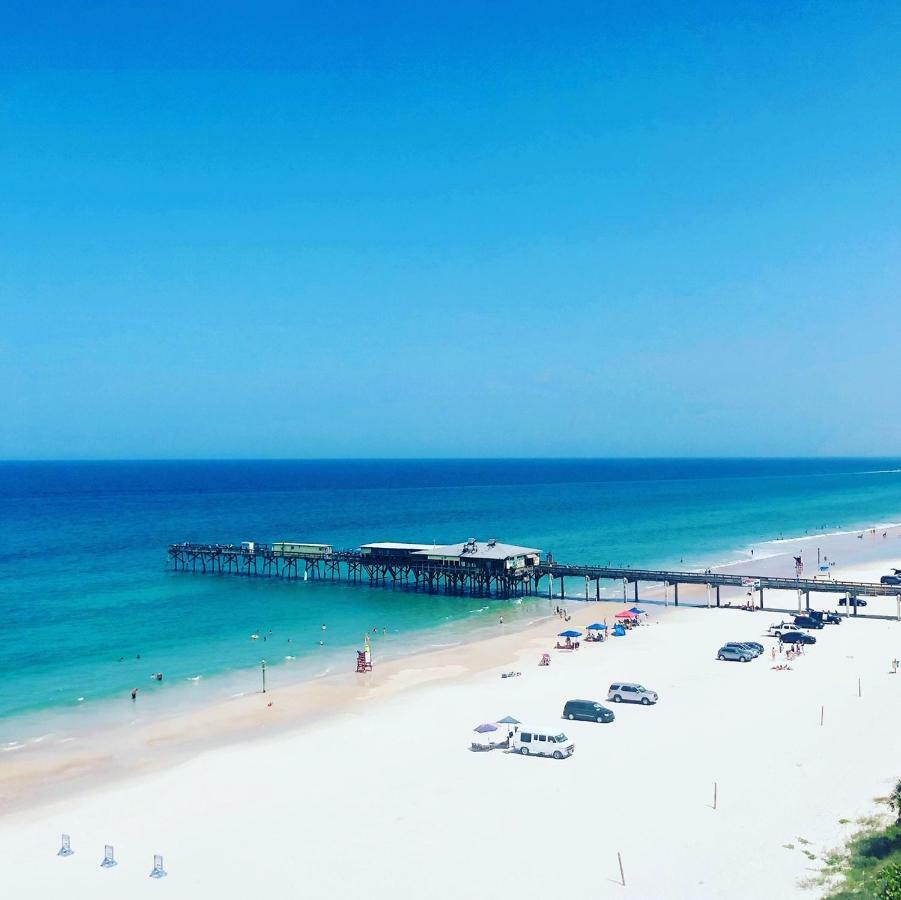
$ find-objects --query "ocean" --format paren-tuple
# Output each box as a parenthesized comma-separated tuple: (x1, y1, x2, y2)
(3, 458, 901, 746)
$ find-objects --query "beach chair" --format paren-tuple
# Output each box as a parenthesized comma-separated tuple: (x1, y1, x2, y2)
(100, 845, 117, 868)
(149, 854, 167, 879)
(58, 834, 73, 857)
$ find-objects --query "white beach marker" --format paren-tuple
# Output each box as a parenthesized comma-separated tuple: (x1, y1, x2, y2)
(100, 844, 116, 868)
(57, 834, 73, 857)
(150, 854, 167, 878)
(820, 705, 824, 726)
(713, 781, 718, 810)
(618, 851, 626, 886)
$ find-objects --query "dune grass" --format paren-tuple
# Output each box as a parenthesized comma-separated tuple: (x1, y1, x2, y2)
(817, 781, 901, 898)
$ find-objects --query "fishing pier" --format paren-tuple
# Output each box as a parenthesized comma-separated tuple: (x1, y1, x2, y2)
(168, 537, 901, 618)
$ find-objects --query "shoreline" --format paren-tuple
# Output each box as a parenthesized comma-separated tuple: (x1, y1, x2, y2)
(4, 518, 901, 820)
(7, 513, 900, 743)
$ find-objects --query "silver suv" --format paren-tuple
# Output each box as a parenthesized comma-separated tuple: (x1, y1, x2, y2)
(607, 683, 658, 705)
(718, 645, 753, 662)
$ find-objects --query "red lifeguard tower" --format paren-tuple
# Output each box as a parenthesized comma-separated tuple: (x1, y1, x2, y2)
(355, 651, 372, 672)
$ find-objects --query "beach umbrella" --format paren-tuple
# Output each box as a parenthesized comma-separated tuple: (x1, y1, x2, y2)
(586, 623, 607, 631)
(473, 722, 498, 749)
(496, 715, 520, 741)
(629, 607, 646, 615)
(558, 630, 582, 638)
(614, 611, 637, 619)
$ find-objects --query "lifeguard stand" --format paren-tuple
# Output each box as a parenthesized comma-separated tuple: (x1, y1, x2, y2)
(356, 650, 372, 672)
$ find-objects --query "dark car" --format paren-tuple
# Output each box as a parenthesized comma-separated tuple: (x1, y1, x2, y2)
(810, 610, 841, 625)
(778, 630, 816, 645)
(563, 699, 615, 723)
(793, 615, 825, 630)
(742, 641, 765, 654)
(881, 575, 901, 586)
(838, 597, 867, 607)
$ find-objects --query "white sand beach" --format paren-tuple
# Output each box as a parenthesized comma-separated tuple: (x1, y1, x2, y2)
(3, 529, 901, 899)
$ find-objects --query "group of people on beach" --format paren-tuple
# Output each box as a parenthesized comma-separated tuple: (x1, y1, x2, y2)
(771, 641, 804, 662)
(554, 606, 571, 622)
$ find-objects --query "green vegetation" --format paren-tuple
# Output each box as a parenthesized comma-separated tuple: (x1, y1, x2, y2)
(820, 779, 901, 899)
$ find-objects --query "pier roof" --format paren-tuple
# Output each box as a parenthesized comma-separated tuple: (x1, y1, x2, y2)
(414, 540, 541, 561)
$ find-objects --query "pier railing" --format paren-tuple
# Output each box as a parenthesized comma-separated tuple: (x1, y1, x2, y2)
(166, 542, 901, 616)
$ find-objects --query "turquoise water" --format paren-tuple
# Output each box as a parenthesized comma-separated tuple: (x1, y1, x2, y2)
(3, 458, 901, 743)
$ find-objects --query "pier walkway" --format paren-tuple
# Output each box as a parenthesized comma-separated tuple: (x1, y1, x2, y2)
(167, 541, 901, 619)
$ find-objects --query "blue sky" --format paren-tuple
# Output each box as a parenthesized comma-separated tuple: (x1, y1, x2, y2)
(2, 2, 900, 458)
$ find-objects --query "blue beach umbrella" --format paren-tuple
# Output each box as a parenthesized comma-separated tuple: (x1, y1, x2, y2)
(629, 607, 646, 615)
(558, 630, 582, 638)
(586, 623, 607, 631)
(474, 722, 498, 734)
(496, 715, 520, 725)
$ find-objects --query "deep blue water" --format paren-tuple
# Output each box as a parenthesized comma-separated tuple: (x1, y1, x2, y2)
(3, 458, 901, 743)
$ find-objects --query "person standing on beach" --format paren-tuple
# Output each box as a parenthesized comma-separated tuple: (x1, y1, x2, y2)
(131, 688, 138, 701)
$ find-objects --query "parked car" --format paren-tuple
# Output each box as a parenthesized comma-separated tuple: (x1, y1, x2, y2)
(881, 575, 901, 586)
(777, 630, 817, 645)
(810, 610, 841, 625)
(838, 597, 867, 607)
(743, 641, 765, 654)
(723, 642, 761, 657)
(511, 729, 574, 759)
(608, 683, 658, 705)
(563, 699, 615, 723)
(718, 645, 753, 662)
(793, 615, 825, 630)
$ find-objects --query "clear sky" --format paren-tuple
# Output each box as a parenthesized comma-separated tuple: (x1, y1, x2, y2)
(2, 2, 900, 459)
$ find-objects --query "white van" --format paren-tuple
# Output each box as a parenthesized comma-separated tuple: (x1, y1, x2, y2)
(511, 728, 574, 759)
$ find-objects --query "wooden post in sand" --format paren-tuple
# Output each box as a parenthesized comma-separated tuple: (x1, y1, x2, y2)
(714, 781, 718, 809)
(820, 705, 824, 726)
(858, 678, 861, 698)
(617, 851, 626, 886)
